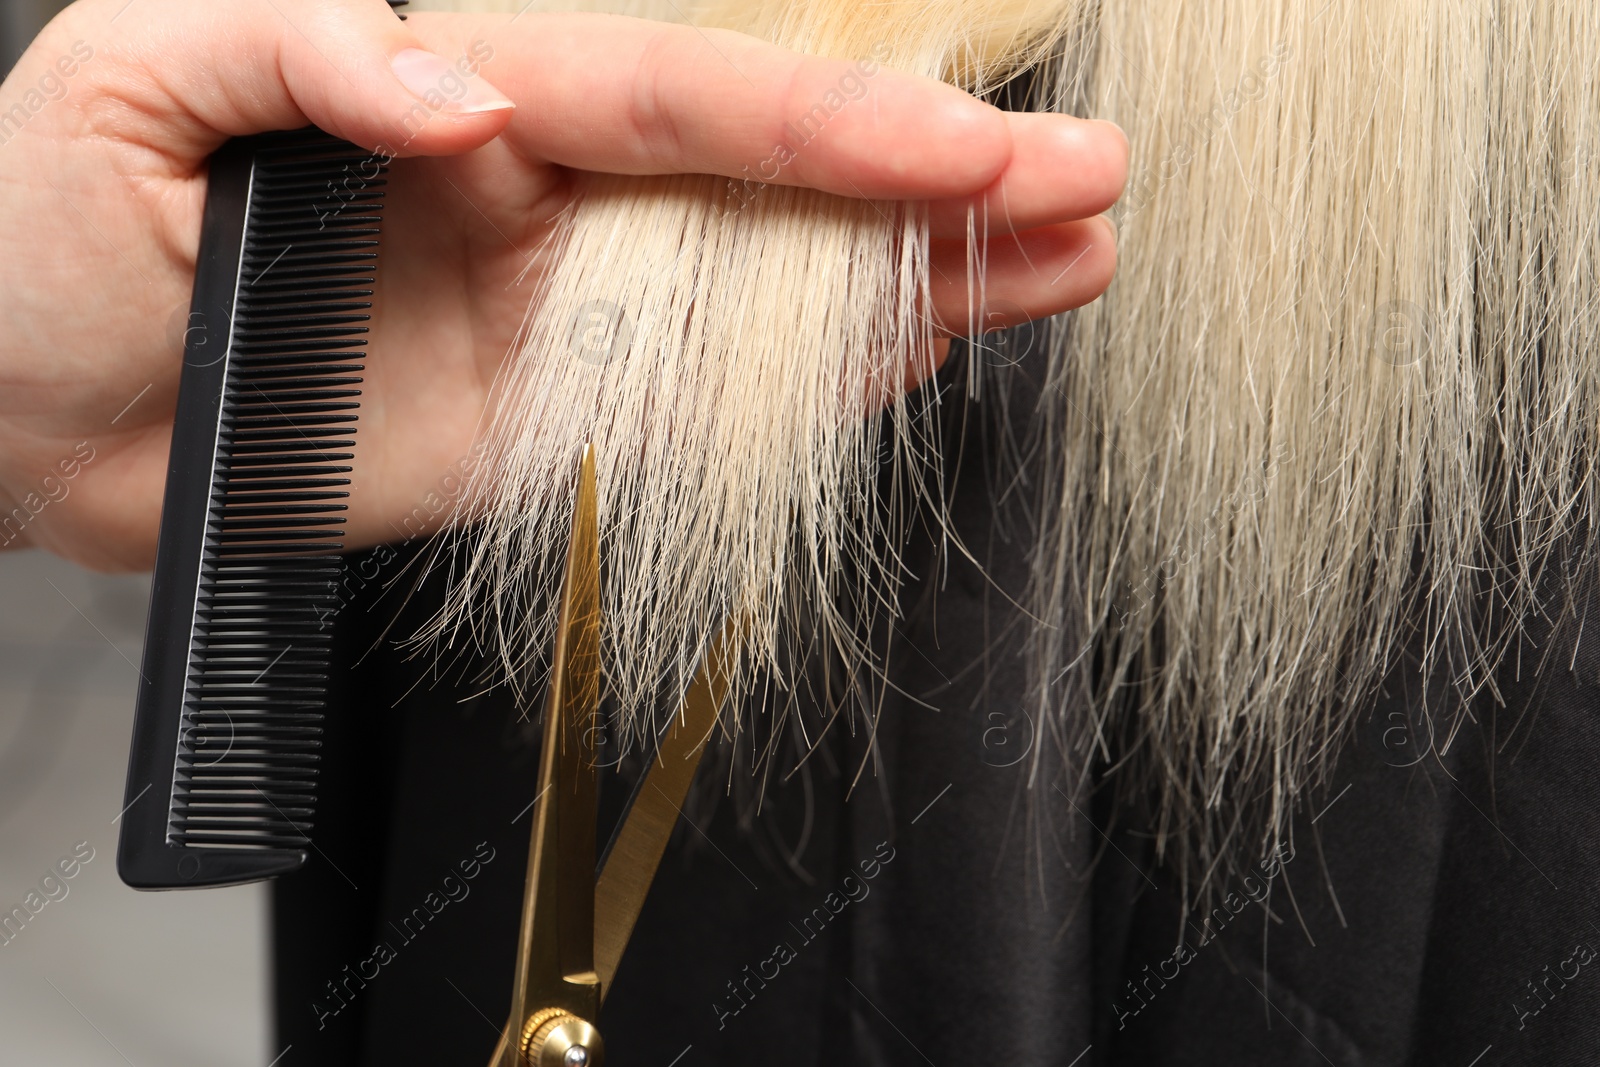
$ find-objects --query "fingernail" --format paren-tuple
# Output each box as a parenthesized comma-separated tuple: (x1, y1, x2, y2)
(1095, 119, 1129, 150)
(1095, 213, 1119, 248)
(391, 48, 514, 114)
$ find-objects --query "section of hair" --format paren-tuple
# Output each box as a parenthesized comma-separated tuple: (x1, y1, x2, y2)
(1032, 0, 1600, 893)
(417, 0, 1080, 748)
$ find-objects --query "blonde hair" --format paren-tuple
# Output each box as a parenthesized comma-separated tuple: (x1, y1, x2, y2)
(416, 0, 1600, 897)
(1036, 0, 1600, 889)
(413, 0, 1077, 749)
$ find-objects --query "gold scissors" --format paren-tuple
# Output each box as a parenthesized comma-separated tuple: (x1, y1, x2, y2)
(489, 445, 739, 1067)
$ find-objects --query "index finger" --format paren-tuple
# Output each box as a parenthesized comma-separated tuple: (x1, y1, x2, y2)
(410, 11, 1017, 201)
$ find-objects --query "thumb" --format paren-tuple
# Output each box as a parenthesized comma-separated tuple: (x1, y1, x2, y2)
(62, 0, 514, 159)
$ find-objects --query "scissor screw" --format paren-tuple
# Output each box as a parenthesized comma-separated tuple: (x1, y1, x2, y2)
(521, 1009, 604, 1067)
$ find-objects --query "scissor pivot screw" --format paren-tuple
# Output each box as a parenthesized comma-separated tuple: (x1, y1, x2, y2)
(521, 1008, 604, 1067)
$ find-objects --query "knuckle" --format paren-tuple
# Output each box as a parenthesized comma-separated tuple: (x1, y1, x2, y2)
(627, 31, 686, 168)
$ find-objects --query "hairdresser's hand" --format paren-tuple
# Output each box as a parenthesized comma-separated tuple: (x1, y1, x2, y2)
(0, 0, 1126, 570)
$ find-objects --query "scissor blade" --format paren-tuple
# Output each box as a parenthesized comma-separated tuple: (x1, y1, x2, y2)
(554, 444, 601, 984)
(593, 619, 740, 1002)
(492, 445, 602, 1065)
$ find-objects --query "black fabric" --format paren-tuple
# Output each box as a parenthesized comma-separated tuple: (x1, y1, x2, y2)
(1098, 570, 1600, 1067)
(273, 354, 1600, 1065)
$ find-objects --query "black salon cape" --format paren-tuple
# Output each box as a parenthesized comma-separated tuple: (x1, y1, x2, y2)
(273, 351, 1600, 1066)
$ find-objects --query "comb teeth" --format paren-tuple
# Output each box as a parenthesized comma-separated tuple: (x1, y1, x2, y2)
(167, 131, 386, 854)
(118, 11, 409, 891)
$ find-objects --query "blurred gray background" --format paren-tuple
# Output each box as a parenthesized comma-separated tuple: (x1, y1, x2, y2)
(2, 0, 68, 73)
(2, 4, 271, 1064)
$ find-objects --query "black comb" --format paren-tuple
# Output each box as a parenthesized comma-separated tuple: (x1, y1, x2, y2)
(117, 127, 391, 889)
